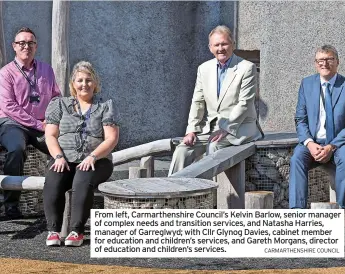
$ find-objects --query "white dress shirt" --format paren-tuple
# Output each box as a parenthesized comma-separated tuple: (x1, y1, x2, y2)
(304, 73, 337, 146)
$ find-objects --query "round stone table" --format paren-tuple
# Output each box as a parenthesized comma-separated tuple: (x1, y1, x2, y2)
(98, 177, 218, 209)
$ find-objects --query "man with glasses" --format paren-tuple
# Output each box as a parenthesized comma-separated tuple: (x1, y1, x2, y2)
(0, 27, 60, 218)
(290, 45, 345, 209)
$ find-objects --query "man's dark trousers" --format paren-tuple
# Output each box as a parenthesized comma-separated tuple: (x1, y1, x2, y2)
(0, 119, 49, 213)
(289, 143, 345, 209)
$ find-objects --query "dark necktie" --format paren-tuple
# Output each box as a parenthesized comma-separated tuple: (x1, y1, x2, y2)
(325, 82, 334, 144)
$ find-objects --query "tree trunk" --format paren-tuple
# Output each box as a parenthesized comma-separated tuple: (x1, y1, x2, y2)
(0, 2, 6, 68)
(52, 0, 69, 95)
(60, 191, 71, 238)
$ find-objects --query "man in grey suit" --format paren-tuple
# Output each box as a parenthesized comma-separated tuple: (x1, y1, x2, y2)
(169, 25, 262, 175)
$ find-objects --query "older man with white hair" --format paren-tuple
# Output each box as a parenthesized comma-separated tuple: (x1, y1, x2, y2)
(169, 25, 263, 175)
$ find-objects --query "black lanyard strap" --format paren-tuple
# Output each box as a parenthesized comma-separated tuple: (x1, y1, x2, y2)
(76, 99, 92, 119)
(13, 59, 37, 89)
(76, 99, 92, 141)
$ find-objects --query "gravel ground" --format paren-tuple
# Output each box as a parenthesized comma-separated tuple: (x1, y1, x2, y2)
(0, 217, 344, 271)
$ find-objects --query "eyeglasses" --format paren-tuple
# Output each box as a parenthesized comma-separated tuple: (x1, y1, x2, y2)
(14, 41, 36, 48)
(315, 58, 336, 65)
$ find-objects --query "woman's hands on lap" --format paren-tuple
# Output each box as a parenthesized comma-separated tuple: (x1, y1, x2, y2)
(50, 157, 70, 172)
(77, 155, 95, 171)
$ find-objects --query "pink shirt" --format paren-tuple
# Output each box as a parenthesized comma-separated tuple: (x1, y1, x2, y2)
(0, 58, 61, 131)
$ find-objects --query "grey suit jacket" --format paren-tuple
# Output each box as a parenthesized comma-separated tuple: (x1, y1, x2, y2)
(185, 54, 262, 145)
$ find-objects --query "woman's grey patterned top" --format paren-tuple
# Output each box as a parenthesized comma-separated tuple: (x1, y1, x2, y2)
(45, 95, 117, 163)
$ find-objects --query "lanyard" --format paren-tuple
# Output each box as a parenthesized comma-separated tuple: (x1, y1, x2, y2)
(76, 99, 92, 141)
(13, 60, 37, 90)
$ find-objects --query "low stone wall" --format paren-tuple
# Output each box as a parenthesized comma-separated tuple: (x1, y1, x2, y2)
(245, 133, 331, 209)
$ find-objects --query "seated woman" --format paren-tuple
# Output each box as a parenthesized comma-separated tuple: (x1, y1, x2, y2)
(43, 61, 119, 247)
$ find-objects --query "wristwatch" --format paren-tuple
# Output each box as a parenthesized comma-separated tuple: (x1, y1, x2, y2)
(55, 154, 64, 160)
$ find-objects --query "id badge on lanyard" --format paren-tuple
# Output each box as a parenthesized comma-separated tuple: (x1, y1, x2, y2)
(14, 60, 40, 104)
(75, 99, 92, 152)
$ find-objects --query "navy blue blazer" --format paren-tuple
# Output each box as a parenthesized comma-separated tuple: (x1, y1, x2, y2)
(295, 73, 345, 148)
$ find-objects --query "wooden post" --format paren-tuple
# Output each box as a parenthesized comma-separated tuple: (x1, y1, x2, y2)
(245, 191, 274, 209)
(140, 156, 154, 177)
(61, 191, 71, 238)
(52, 0, 69, 96)
(329, 184, 336, 203)
(216, 161, 245, 209)
(128, 167, 147, 179)
(318, 164, 336, 203)
(328, 175, 336, 203)
(311, 202, 339, 209)
(0, 1, 6, 68)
